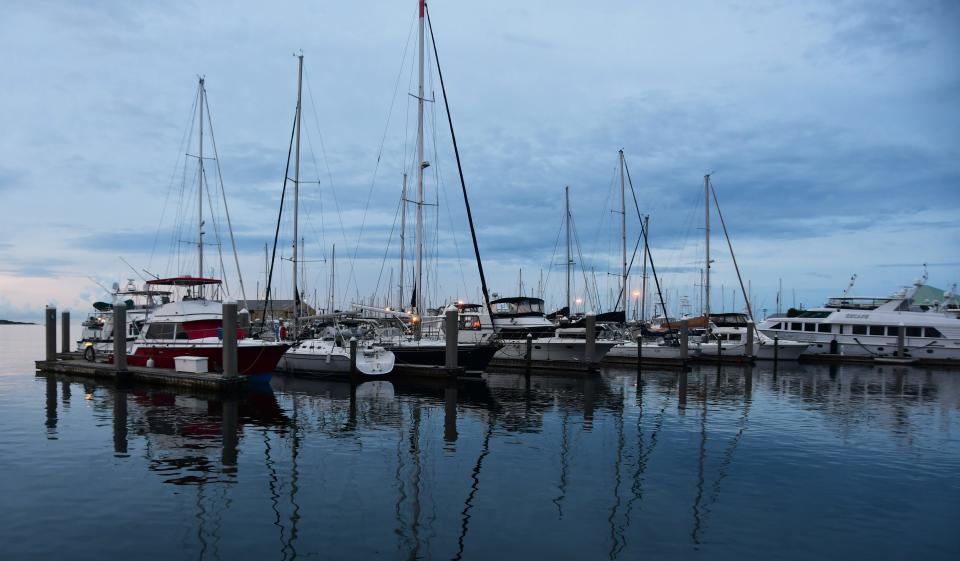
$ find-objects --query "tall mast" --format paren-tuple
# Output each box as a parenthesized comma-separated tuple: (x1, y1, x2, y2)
(619, 150, 627, 317)
(565, 185, 571, 314)
(292, 54, 303, 336)
(198, 78, 205, 289)
(640, 215, 649, 322)
(399, 173, 407, 309)
(328, 244, 336, 313)
(414, 0, 426, 333)
(704, 174, 711, 319)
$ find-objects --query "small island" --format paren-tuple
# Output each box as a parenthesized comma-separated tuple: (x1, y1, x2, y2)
(0, 319, 35, 325)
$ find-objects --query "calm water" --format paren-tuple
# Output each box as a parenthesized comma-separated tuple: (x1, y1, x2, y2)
(1, 324, 958, 560)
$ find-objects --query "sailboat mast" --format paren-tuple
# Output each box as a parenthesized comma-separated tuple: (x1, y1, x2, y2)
(640, 215, 649, 322)
(198, 78, 205, 288)
(399, 173, 407, 309)
(329, 244, 336, 313)
(704, 174, 711, 319)
(414, 0, 426, 329)
(292, 54, 303, 335)
(565, 185, 571, 314)
(619, 150, 627, 317)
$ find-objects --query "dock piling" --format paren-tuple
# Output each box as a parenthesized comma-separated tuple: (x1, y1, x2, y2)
(746, 320, 755, 359)
(637, 334, 643, 374)
(525, 334, 533, 371)
(113, 305, 127, 373)
(61, 311, 70, 355)
(680, 320, 689, 365)
(45, 306, 56, 361)
(222, 301, 238, 378)
(445, 309, 458, 369)
(349, 337, 358, 375)
(897, 323, 905, 357)
(585, 313, 596, 365)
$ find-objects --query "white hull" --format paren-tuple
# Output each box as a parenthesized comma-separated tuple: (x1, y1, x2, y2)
(278, 340, 395, 376)
(605, 341, 699, 360)
(756, 340, 808, 361)
(496, 339, 617, 363)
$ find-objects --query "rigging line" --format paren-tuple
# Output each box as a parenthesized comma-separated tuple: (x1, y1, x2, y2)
(302, 67, 342, 263)
(426, 3, 495, 318)
(623, 156, 669, 321)
(710, 182, 755, 323)
(166, 90, 201, 276)
(372, 196, 404, 298)
(260, 105, 299, 331)
(544, 211, 565, 306)
(203, 89, 247, 303)
(150, 84, 199, 271)
(569, 213, 596, 310)
(202, 162, 231, 294)
(341, 12, 417, 303)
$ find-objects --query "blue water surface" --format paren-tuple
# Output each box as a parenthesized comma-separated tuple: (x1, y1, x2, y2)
(1, 324, 958, 560)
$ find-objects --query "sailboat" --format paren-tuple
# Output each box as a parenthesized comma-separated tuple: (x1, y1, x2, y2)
(121, 78, 290, 379)
(271, 55, 395, 376)
(367, 0, 502, 372)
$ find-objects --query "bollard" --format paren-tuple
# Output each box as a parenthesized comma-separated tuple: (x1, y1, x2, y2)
(584, 313, 596, 364)
(61, 311, 71, 355)
(349, 337, 358, 375)
(222, 301, 238, 378)
(45, 306, 57, 361)
(897, 323, 905, 357)
(746, 321, 755, 360)
(445, 309, 458, 370)
(680, 320, 689, 364)
(238, 309, 251, 337)
(113, 305, 127, 372)
(774, 335, 779, 362)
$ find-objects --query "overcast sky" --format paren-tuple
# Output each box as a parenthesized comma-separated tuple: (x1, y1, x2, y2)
(1, 0, 958, 320)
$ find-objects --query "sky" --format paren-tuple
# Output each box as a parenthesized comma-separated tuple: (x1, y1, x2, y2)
(1, 0, 958, 321)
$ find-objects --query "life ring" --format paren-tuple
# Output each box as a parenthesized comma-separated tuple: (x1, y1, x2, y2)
(83, 346, 96, 362)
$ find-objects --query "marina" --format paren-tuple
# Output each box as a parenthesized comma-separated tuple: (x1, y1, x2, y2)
(2, 0, 958, 559)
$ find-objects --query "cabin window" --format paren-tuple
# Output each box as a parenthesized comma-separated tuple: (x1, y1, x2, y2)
(817, 323, 832, 333)
(769, 322, 781, 330)
(791, 322, 802, 331)
(145, 323, 176, 340)
(906, 327, 922, 337)
(869, 326, 885, 336)
(727, 333, 741, 341)
(460, 315, 482, 330)
(175, 325, 189, 340)
(852, 325, 867, 335)
(925, 327, 942, 338)
(804, 323, 816, 332)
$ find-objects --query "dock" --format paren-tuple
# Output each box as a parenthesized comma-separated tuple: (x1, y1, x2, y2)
(35, 357, 246, 391)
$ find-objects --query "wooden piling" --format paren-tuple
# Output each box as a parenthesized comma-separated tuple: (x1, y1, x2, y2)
(897, 323, 905, 357)
(349, 337, 358, 375)
(222, 301, 238, 378)
(113, 305, 126, 373)
(680, 320, 689, 364)
(746, 320, 755, 359)
(45, 306, 57, 361)
(445, 309, 458, 369)
(61, 311, 71, 355)
(585, 313, 596, 364)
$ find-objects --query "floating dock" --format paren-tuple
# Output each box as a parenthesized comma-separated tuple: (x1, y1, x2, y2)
(35, 356, 246, 391)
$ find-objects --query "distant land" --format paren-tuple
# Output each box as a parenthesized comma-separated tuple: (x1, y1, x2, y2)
(0, 319, 35, 325)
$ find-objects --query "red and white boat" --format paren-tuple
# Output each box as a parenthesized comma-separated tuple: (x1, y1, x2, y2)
(123, 277, 290, 380)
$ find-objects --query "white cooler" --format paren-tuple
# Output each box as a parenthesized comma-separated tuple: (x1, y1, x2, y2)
(174, 356, 208, 373)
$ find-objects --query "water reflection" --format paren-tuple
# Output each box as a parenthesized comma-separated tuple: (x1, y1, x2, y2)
(29, 362, 960, 561)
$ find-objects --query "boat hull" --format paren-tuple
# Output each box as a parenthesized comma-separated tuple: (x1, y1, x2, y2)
(127, 342, 290, 377)
(497, 339, 617, 363)
(388, 342, 500, 371)
(278, 346, 395, 376)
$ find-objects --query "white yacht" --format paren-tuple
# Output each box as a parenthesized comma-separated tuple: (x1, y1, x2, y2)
(278, 322, 394, 376)
(757, 279, 960, 363)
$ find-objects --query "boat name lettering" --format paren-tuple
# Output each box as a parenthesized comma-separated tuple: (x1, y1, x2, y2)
(845, 313, 869, 319)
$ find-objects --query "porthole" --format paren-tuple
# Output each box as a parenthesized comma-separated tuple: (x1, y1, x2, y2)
(927, 349, 934, 354)
(877, 347, 884, 351)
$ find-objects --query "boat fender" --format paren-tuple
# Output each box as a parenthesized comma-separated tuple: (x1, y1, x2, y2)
(146, 357, 155, 368)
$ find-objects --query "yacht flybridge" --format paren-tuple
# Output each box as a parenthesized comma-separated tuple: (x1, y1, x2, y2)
(758, 278, 960, 364)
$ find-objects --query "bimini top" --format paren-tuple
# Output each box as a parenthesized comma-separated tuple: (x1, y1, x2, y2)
(146, 276, 223, 287)
(491, 297, 545, 317)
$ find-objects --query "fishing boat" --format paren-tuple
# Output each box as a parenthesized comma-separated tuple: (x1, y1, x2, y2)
(125, 277, 290, 380)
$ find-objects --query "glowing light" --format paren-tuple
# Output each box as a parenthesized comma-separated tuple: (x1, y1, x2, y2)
(632, 290, 641, 298)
